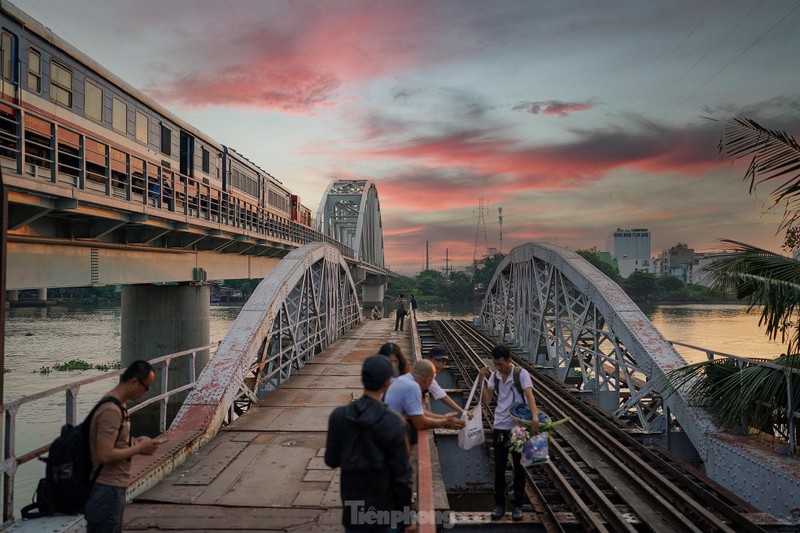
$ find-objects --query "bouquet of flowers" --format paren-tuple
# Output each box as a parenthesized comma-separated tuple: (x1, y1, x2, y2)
(506, 407, 570, 466)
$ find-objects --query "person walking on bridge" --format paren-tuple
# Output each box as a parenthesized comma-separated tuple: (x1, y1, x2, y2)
(86, 360, 161, 533)
(394, 294, 407, 331)
(325, 355, 413, 532)
(480, 345, 541, 522)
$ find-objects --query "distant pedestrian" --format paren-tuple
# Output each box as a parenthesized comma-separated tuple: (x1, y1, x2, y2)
(378, 342, 409, 377)
(409, 295, 418, 318)
(394, 294, 407, 331)
(480, 345, 541, 522)
(371, 306, 382, 320)
(425, 346, 468, 416)
(384, 360, 465, 445)
(86, 360, 162, 533)
(325, 355, 413, 532)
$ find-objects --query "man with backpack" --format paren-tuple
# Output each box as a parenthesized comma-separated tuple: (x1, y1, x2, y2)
(85, 360, 161, 532)
(479, 345, 541, 522)
(325, 355, 413, 531)
(394, 294, 407, 332)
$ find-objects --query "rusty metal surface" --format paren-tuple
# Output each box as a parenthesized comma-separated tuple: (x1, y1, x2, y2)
(126, 320, 420, 531)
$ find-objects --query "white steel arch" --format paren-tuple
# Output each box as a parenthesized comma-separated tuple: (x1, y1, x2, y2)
(171, 242, 362, 434)
(317, 179, 384, 267)
(478, 242, 800, 517)
(479, 242, 714, 448)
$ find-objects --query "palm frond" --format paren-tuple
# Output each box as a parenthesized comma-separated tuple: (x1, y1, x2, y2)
(663, 355, 800, 437)
(705, 240, 800, 351)
(718, 118, 800, 230)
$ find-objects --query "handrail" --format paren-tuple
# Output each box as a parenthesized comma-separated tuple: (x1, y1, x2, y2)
(409, 314, 436, 533)
(668, 340, 797, 456)
(0, 344, 214, 524)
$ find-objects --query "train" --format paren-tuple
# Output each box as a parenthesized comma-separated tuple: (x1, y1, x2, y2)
(0, 0, 321, 239)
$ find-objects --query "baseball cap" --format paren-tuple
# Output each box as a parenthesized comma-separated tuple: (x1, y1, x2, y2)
(428, 346, 449, 360)
(362, 355, 395, 391)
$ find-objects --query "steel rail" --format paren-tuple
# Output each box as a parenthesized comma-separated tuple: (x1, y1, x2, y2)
(437, 320, 766, 533)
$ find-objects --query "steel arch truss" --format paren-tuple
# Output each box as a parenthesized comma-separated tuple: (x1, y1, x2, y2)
(479, 243, 715, 448)
(317, 179, 384, 267)
(172, 243, 362, 432)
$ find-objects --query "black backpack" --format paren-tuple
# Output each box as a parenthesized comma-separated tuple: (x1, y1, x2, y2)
(21, 396, 124, 518)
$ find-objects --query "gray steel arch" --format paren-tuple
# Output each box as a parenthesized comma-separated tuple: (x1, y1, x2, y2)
(479, 243, 714, 446)
(478, 242, 800, 517)
(317, 179, 384, 267)
(171, 242, 362, 434)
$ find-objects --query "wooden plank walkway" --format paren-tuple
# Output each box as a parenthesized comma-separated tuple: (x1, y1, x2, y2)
(123, 319, 412, 532)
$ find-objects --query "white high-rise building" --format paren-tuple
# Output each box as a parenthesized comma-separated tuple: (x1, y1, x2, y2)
(612, 228, 651, 262)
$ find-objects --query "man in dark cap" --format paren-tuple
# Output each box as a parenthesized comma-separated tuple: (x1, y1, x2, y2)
(325, 356, 413, 532)
(425, 346, 468, 417)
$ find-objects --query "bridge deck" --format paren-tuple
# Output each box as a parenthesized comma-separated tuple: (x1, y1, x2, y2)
(124, 319, 409, 532)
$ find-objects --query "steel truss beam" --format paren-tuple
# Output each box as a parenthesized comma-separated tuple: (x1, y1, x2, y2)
(479, 243, 714, 443)
(478, 243, 800, 518)
(171, 242, 362, 432)
(317, 179, 384, 268)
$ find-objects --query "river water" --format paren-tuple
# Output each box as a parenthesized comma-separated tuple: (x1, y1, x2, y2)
(1, 302, 783, 512)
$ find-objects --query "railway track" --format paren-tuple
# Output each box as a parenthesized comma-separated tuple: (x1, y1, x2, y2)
(422, 319, 781, 532)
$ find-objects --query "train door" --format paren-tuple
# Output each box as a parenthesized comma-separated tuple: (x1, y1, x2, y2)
(1, 29, 17, 98)
(179, 130, 194, 178)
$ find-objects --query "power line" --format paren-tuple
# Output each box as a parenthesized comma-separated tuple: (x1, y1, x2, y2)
(681, 2, 800, 105)
(673, 1, 763, 86)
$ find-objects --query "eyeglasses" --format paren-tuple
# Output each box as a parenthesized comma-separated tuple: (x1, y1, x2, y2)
(137, 378, 151, 392)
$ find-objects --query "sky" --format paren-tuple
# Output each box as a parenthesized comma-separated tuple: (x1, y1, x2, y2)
(11, 0, 800, 273)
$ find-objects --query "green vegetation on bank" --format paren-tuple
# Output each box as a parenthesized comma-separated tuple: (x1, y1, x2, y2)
(576, 250, 733, 303)
(387, 250, 732, 307)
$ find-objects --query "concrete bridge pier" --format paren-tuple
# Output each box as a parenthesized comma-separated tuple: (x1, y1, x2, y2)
(37, 288, 47, 302)
(361, 275, 387, 316)
(121, 283, 210, 435)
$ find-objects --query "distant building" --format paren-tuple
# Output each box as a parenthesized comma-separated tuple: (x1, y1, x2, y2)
(611, 228, 651, 278)
(618, 257, 652, 278)
(661, 243, 694, 280)
(612, 228, 651, 262)
(688, 252, 736, 287)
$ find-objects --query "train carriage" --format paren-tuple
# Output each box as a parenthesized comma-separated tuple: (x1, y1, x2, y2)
(0, 0, 320, 253)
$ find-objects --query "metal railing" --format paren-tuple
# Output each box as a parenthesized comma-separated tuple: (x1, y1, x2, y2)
(669, 340, 798, 456)
(0, 100, 354, 260)
(0, 344, 214, 524)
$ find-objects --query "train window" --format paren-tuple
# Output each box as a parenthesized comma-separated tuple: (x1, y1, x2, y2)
(160, 123, 171, 155)
(202, 147, 209, 173)
(2, 32, 14, 81)
(50, 60, 73, 107)
(112, 96, 127, 133)
(85, 79, 102, 122)
(27, 48, 41, 92)
(135, 110, 147, 144)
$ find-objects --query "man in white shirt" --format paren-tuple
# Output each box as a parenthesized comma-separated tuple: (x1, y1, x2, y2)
(425, 346, 468, 417)
(480, 345, 540, 522)
(384, 360, 465, 445)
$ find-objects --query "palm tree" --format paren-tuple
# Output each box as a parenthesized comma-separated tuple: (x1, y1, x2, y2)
(664, 118, 800, 442)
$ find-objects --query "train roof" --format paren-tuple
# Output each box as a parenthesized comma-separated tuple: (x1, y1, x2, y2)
(0, 0, 223, 152)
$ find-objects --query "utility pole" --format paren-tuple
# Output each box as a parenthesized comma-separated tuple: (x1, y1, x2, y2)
(473, 196, 489, 275)
(443, 248, 451, 277)
(425, 240, 430, 271)
(498, 206, 503, 254)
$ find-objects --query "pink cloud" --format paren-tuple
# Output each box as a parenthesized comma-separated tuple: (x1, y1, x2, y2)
(513, 100, 594, 117)
(144, 2, 440, 113)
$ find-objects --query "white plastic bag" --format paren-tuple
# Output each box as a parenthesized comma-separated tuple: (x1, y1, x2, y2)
(520, 433, 549, 466)
(458, 376, 485, 450)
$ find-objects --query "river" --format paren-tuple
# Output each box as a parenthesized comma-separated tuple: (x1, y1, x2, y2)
(1, 302, 783, 512)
